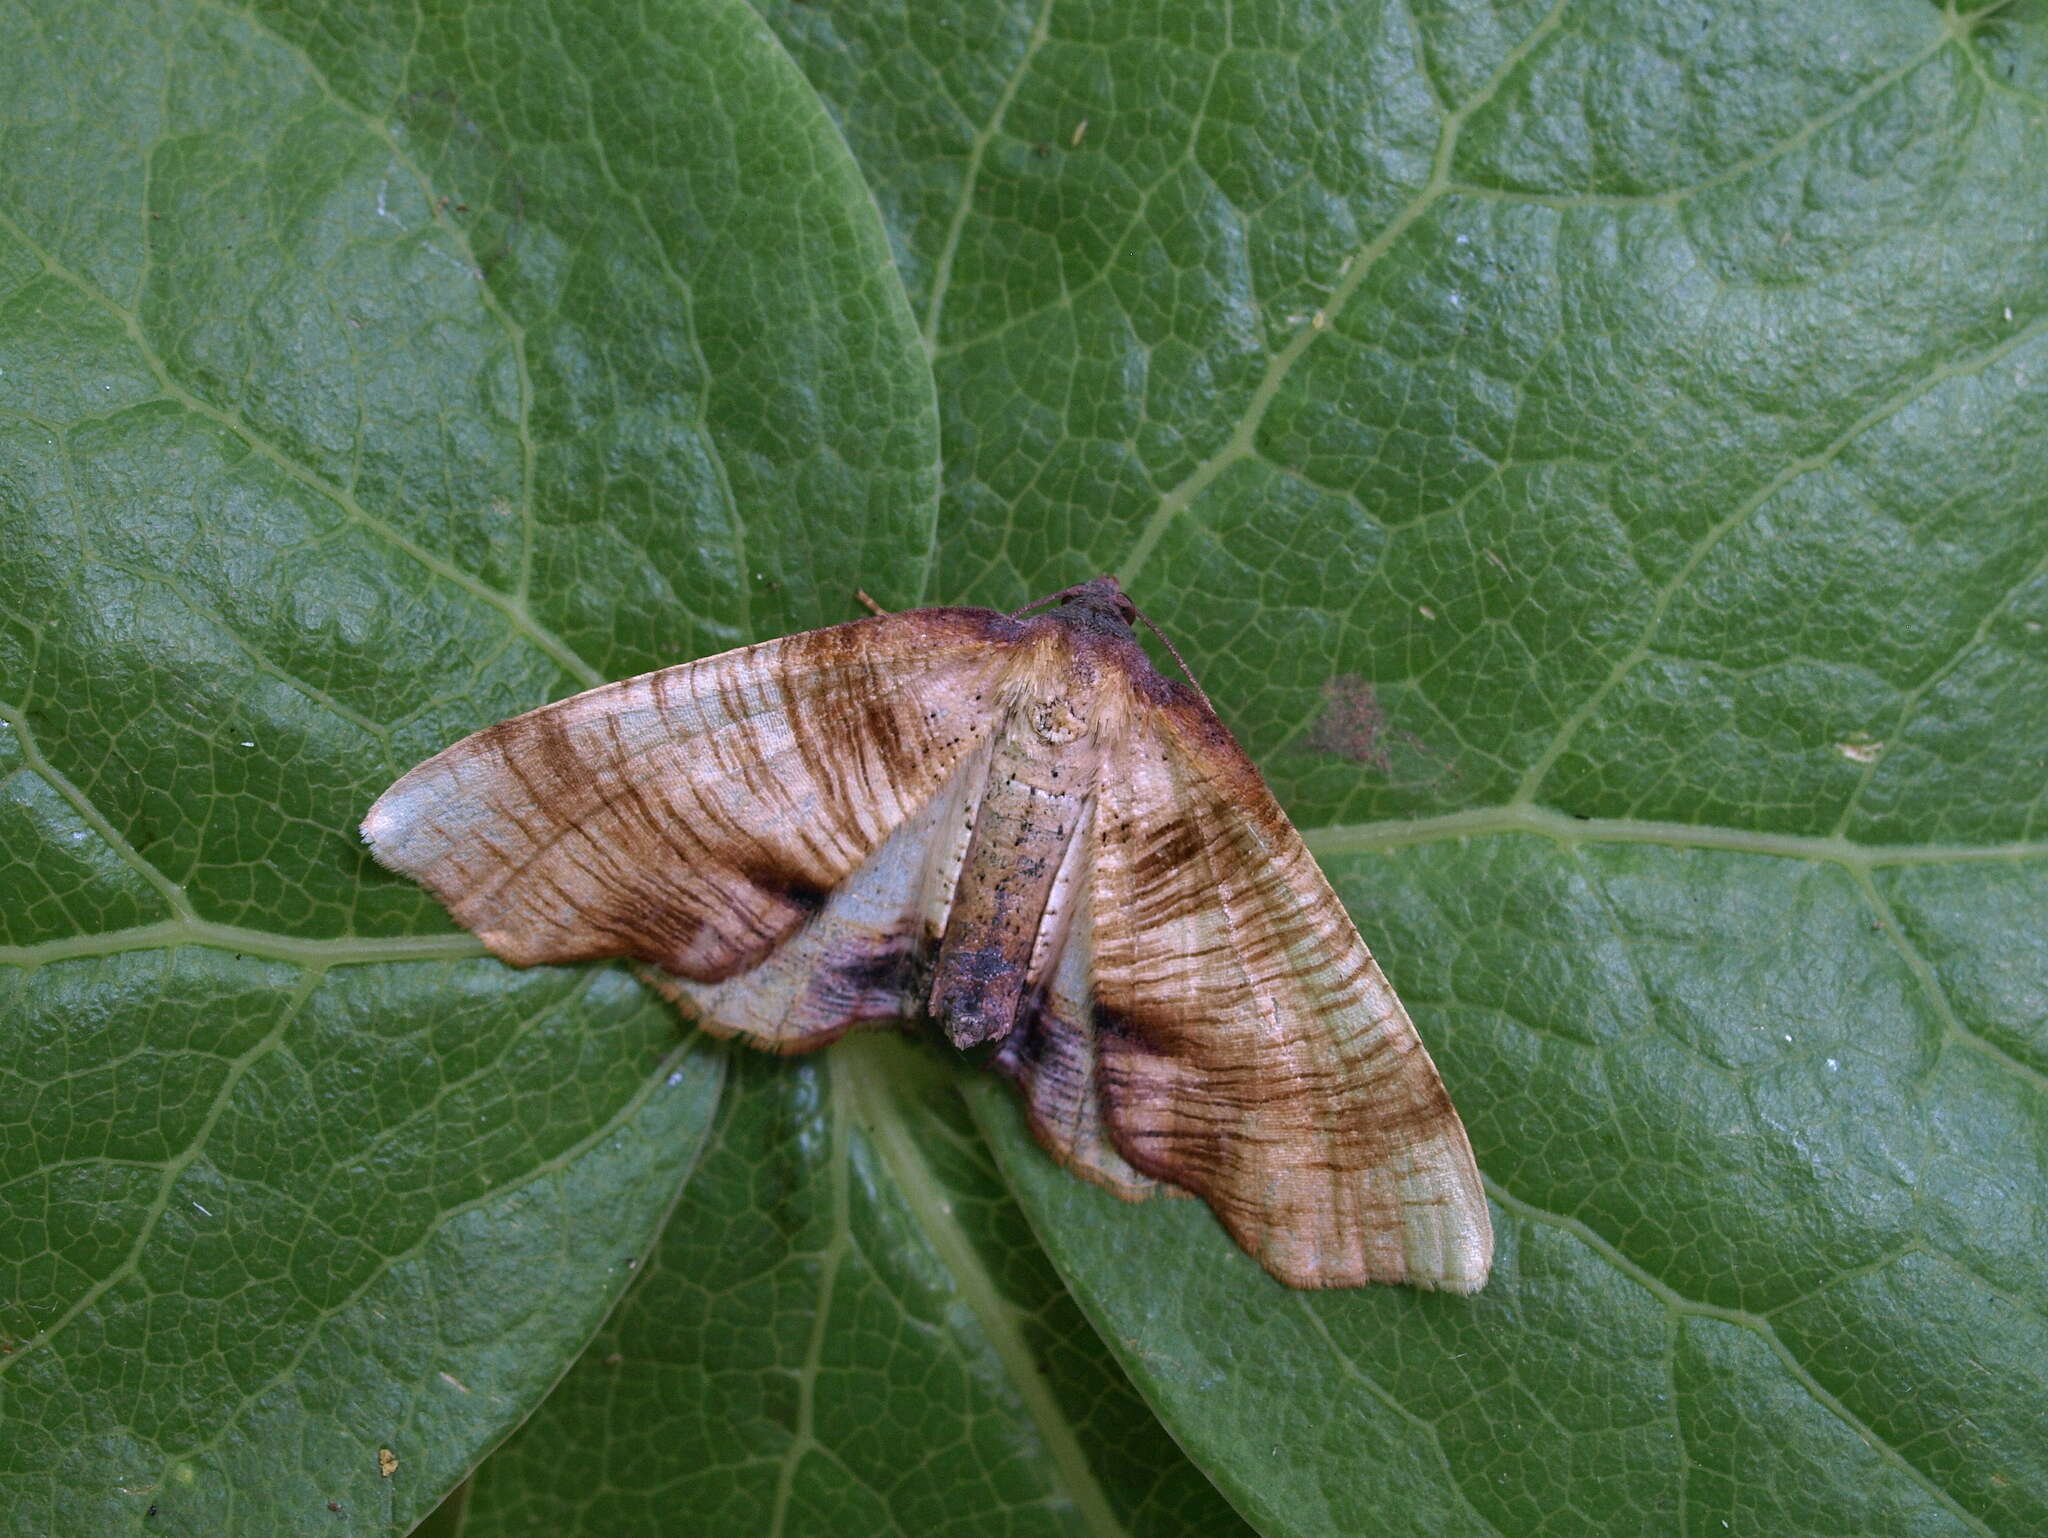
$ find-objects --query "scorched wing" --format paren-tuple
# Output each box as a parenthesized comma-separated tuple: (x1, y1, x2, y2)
(362, 577, 1493, 1291)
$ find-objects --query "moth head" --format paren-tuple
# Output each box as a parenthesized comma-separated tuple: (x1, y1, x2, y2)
(1017, 574, 1140, 636)
(1009, 575, 1216, 713)
(1054, 574, 1137, 625)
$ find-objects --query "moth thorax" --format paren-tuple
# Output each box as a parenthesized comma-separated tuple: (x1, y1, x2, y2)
(1029, 696, 1088, 743)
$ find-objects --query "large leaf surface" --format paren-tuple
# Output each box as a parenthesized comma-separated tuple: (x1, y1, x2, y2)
(2, 0, 933, 1530)
(4, 0, 2045, 1536)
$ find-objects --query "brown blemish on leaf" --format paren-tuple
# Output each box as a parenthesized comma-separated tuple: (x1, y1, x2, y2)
(1306, 675, 1394, 771)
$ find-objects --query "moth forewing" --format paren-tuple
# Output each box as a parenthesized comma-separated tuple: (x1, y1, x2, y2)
(361, 611, 1024, 979)
(647, 734, 997, 1051)
(363, 577, 1492, 1291)
(1085, 692, 1492, 1291)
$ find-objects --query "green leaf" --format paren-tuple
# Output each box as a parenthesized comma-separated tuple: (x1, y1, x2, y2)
(453, 1038, 1250, 1537)
(3, 0, 936, 1529)
(6, 0, 2046, 1536)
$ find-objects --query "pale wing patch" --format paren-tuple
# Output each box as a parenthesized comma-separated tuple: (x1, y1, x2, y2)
(362, 611, 1021, 982)
(993, 800, 1165, 1199)
(655, 736, 996, 1049)
(1089, 705, 1492, 1292)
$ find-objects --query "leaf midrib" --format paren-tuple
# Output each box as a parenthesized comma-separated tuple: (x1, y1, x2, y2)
(838, 1036, 1137, 1538)
(8, 807, 2038, 972)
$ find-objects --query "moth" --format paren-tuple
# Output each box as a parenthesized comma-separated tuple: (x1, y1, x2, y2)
(362, 577, 1492, 1291)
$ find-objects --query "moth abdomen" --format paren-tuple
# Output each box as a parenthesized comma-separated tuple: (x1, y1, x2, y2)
(929, 941, 1027, 1050)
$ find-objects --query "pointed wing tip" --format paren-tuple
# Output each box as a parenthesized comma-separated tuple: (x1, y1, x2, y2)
(1264, 1242, 1493, 1293)
(359, 787, 427, 876)
(361, 754, 468, 877)
(1247, 1173, 1495, 1292)
(1420, 1271, 1491, 1296)
(361, 782, 494, 948)
(1398, 1269, 1489, 1296)
(359, 796, 401, 863)
(1405, 1202, 1494, 1293)
(1265, 1235, 1493, 1292)
(1397, 1172, 1495, 1295)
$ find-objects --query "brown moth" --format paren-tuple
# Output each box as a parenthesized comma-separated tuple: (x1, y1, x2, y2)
(361, 577, 1492, 1291)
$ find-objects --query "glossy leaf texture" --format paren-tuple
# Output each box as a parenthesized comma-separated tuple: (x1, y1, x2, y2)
(2, 0, 936, 1530)
(3, 1, 2044, 1537)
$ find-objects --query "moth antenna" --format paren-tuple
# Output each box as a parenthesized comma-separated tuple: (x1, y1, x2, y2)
(853, 589, 889, 617)
(1131, 604, 1218, 715)
(1010, 574, 1124, 619)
